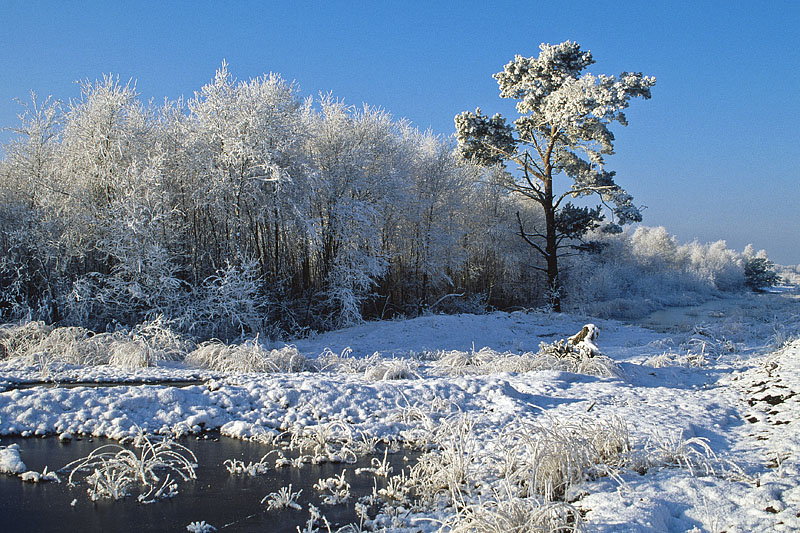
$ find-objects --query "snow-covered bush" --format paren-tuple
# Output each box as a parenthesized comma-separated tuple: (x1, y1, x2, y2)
(502, 416, 631, 502)
(564, 226, 750, 318)
(1, 319, 192, 369)
(190, 259, 269, 340)
(186, 339, 311, 374)
(0, 321, 52, 360)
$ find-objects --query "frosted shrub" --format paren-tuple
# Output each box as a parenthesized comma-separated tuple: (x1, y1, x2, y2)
(186, 339, 311, 373)
(684, 240, 745, 291)
(64, 431, 197, 502)
(631, 226, 680, 268)
(309, 98, 395, 329)
(363, 358, 418, 380)
(643, 429, 719, 477)
(564, 227, 751, 318)
(445, 494, 583, 533)
(0, 321, 52, 360)
(108, 317, 193, 369)
(88, 217, 189, 330)
(193, 259, 268, 340)
(503, 417, 631, 502)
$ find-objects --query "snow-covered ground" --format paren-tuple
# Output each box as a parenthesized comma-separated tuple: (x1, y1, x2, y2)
(1, 290, 799, 531)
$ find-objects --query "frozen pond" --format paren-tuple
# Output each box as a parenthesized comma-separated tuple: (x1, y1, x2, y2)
(633, 289, 800, 333)
(0, 435, 414, 532)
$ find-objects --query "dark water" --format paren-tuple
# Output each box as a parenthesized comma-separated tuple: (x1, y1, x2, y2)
(2, 379, 206, 391)
(0, 435, 414, 532)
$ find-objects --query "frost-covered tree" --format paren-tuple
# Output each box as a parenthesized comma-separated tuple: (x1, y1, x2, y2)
(455, 41, 654, 310)
(744, 257, 780, 291)
(0, 93, 63, 318)
(380, 129, 472, 311)
(184, 62, 308, 282)
(305, 97, 406, 327)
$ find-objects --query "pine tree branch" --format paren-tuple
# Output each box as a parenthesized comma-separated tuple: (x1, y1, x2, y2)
(554, 185, 616, 209)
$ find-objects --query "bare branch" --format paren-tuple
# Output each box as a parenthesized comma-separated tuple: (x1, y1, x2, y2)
(516, 211, 548, 258)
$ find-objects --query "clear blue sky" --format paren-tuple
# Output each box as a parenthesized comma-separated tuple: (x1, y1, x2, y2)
(2, 1, 798, 263)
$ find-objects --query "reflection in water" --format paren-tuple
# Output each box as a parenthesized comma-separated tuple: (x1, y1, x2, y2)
(0, 435, 414, 532)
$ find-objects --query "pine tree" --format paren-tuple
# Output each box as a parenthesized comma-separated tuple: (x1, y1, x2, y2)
(455, 41, 654, 311)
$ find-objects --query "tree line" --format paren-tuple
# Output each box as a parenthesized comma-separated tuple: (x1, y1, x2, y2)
(0, 46, 769, 341)
(0, 64, 549, 339)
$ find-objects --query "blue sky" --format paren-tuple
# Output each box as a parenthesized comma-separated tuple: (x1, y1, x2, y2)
(2, 1, 798, 263)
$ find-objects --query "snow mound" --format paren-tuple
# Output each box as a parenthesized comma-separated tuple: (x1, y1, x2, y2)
(0, 443, 26, 474)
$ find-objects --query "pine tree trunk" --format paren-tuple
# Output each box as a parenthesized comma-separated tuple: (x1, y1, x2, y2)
(543, 183, 561, 312)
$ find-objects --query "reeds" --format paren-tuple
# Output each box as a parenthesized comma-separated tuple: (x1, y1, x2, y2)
(63, 430, 197, 502)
